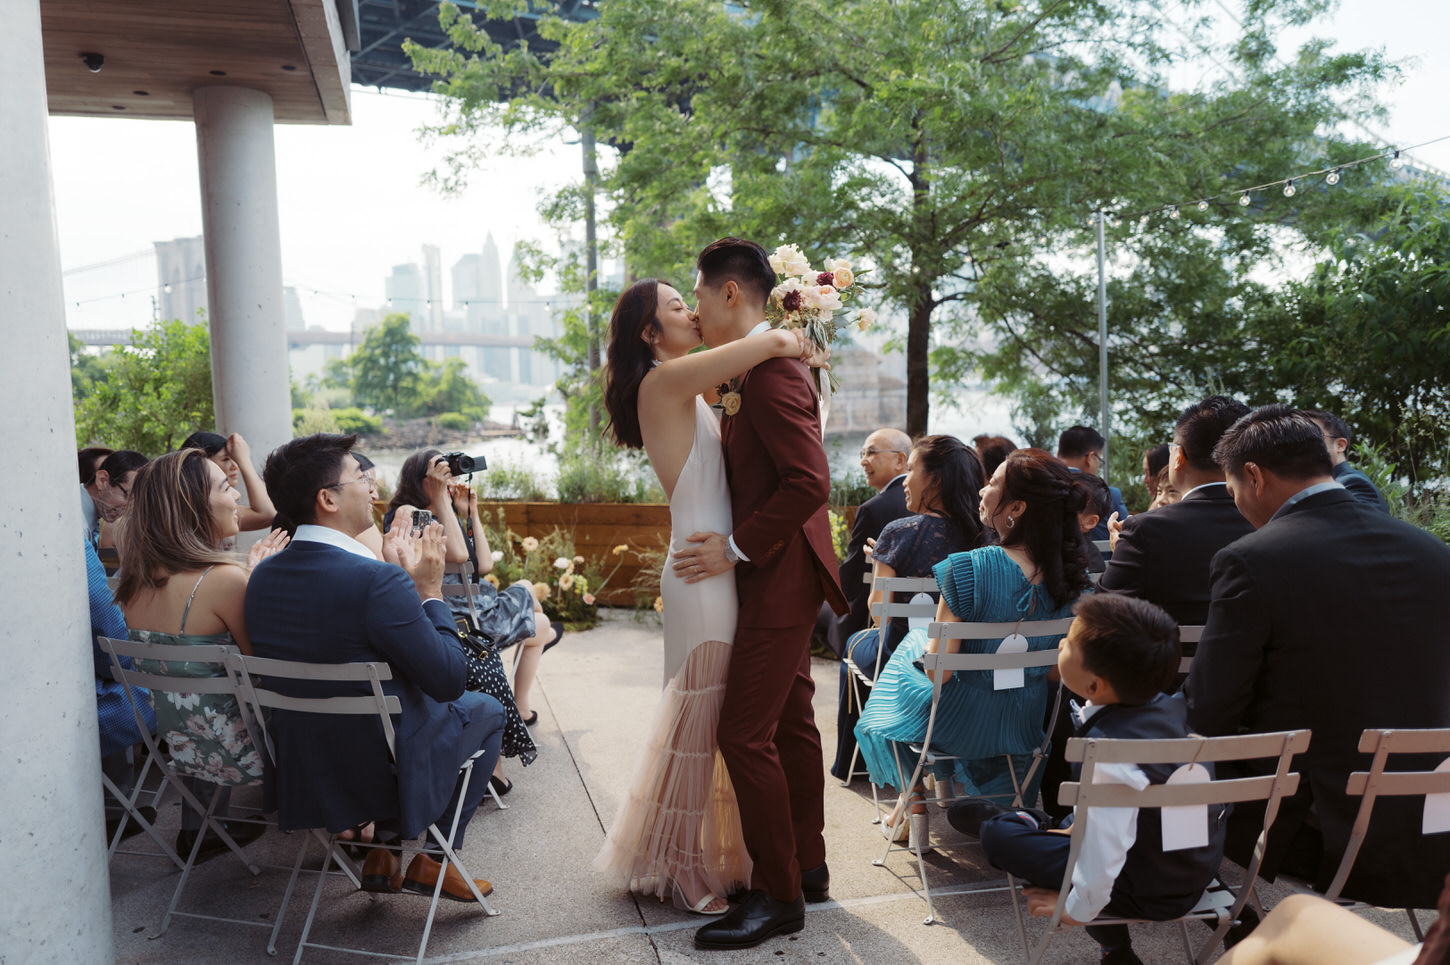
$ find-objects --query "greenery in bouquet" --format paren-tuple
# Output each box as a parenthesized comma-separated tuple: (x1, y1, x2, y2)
(764, 243, 876, 396)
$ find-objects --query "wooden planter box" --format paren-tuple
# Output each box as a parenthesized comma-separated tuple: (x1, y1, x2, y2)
(477, 501, 860, 606)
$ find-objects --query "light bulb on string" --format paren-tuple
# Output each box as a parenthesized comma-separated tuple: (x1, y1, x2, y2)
(1197, 200, 1209, 211)
(1139, 213, 1149, 226)
(1239, 193, 1251, 206)
(1390, 150, 1404, 170)
(1169, 206, 1181, 219)
(1283, 180, 1295, 197)
(1326, 167, 1341, 185)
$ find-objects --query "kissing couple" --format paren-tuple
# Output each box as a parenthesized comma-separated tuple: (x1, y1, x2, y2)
(592, 237, 848, 949)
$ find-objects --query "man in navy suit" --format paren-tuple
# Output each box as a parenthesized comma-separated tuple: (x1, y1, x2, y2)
(1304, 409, 1390, 513)
(245, 434, 505, 902)
(1100, 395, 1254, 626)
(1188, 406, 1450, 909)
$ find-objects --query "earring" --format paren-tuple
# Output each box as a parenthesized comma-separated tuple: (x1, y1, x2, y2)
(1006, 515, 1015, 528)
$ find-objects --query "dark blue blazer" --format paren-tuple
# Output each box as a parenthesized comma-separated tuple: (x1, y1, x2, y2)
(1188, 488, 1450, 907)
(245, 539, 483, 839)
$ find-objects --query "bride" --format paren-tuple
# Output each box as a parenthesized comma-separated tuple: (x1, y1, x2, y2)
(594, 278, 823, 914)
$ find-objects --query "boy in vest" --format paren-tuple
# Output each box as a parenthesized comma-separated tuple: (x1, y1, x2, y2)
(950, 594, 1227, 965)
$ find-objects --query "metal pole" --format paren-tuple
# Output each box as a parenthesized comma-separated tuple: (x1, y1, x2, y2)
(582, 123, 600, 439)
(1096, 209, 1110, 483)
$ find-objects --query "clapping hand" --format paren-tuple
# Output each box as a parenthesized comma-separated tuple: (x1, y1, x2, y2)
(384, 513, 447, 599)
(863, 536, 877, 563)
(246, 527, 290, 573)
(449, 480, 475, 516)
(1106, 512, 1124, 551)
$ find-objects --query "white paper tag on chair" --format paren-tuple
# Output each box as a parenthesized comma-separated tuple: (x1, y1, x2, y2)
(994, 633, 1029, 690)
(1423, 759, 1450, 835)
(908, 592, 933, 632)
(1160, 763, 1212, 851)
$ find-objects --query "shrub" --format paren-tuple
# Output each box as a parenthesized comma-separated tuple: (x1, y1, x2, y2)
(556, 452, 655, 503)
(830, 470, 875, 508)
(476, 462, 551, 501)
(332, 407, 382, 435)
(436, 411, 470, 431)
(478, 510, 599, 627)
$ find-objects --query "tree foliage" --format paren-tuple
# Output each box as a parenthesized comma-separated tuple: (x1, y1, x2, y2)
(410, 0, 1396, 438)
(352, 313, 429, 413)
(74, 318, 215, 453)
(69, 332, 113, 402)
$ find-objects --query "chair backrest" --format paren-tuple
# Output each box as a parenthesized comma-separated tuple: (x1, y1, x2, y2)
(1326, 727, 1450, 901)
(1177, 625, 1204, 674)
(229, 653, 400, 764)
(863, 575, 940, 675)
(1044, 730, 1310, 934)
(1092, 539, 1112, 553)
(441, 560, 479, 624)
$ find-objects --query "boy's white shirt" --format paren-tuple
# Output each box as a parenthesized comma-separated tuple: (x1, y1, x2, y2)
(1064, 702, 1149, 924)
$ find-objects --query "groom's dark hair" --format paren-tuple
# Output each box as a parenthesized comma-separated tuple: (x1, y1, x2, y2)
(697, 237, 774, 308)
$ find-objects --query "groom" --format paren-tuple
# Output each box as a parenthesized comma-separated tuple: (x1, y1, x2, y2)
(673, 237, 848, 949)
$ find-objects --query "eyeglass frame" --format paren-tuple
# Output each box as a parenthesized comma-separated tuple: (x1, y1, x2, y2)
(323, 452, 377, 492)
(859, 447, 908, 460)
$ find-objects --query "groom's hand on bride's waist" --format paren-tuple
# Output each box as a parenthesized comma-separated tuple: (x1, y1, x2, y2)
(673, 532, 734, 583)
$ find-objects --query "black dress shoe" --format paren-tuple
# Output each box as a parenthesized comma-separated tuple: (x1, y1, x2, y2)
(946, 797, 1051, 837)
(694, 889, 805, 950)
(800, 862, 830, 903)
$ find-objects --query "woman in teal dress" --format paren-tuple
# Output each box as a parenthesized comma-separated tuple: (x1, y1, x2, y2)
(855, 448, 1092, 844)
(114, 448, 288, 855)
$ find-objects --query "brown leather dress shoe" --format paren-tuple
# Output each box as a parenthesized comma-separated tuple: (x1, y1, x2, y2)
(359, 847, 403, 894)
(401, 853, 494, 903)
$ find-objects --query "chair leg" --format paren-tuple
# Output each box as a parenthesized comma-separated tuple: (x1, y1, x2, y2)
(156, 786, 227, 939)
(268, 830, 313, 957)
(1408, 908, 1424, 942)
(292, 833, 339, 965)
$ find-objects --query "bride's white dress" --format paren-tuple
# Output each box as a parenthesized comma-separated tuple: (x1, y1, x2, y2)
(593, 396, 752, 908)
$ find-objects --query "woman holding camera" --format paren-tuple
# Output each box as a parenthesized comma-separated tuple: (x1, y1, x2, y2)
(386, 449, 558, 792)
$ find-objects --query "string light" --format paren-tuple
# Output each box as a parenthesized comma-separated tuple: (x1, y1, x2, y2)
(1282, 179, 1295, 197)
(1169, 206, 1181, 219)
(1326, 167, 1341, 185)
(1239, 193, 1251, 206)
(1390, 150, 1404, 170)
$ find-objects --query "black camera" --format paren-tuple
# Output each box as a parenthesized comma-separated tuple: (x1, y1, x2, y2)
(443, 451, 485, 476)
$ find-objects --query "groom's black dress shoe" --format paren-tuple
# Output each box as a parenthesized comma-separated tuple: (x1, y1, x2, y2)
(801, 862, 830, 903)
(694, 889, 805, 950)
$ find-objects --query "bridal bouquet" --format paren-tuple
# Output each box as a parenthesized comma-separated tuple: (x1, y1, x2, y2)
(766, 243, 876, 396)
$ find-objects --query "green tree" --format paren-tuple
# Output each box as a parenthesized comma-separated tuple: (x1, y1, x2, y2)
(69, 332, 113, 401)
(75, 318, 214, 453)
(351, 313, 428, 414)
(419, 355, 492, 421)
(410, 0, 1393, 437)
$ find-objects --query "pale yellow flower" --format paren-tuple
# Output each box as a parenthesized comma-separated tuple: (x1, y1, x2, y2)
(825, 257, 852, 273)
(832, 267, 854, 288)
(722, 392, 742, 416)
(613, 544, 628, 555)
(653, 596, 664, 613)
(559, 574, 575, 591)
(483, 573, 499, 587)
(857, 307, 877, 332)
(534, 581, 551, 600)
(521, 536, 540, 552)
(573, 555, 585, 565)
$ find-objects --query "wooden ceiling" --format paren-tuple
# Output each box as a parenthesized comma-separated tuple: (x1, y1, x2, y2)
(41, 0, 351, 124)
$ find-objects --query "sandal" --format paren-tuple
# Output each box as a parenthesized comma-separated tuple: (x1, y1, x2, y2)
(672, 881, 729, 916)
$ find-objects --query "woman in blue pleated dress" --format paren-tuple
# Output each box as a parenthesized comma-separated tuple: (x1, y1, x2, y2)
(855, 448, 1092, 844)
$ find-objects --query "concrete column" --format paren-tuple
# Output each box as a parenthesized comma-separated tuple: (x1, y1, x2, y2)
(0, 2, 115, 961)
(194, 87, 292, 489)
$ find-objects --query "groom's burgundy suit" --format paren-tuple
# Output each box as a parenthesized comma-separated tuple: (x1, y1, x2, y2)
(720, 355, 848, 902)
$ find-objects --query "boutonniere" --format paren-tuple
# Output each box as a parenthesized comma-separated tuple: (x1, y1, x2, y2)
(711, 378, 742, 417)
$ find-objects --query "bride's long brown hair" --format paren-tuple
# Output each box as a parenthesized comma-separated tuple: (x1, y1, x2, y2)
(602, 279, 664, 450)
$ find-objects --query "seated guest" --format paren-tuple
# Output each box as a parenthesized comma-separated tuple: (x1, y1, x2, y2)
(1147, 466, 1181, 511)
(114, 449, 287, 858)
(1303, 409, 1391, 513)
(1188, 406, 1450, 909)
(831, 435, 987, 780)
(1141, 443, 1170, 504)
(1057, 427, 1128, 541)
(1071, 472, 1112, 572)
(87, 534, 157, 841)
(960, 594, 1226, 965)
(386, 449, 549, 792)
(81, 449, 147, 549)
(972, 434, 1018, 479)
(245, 433, 506, 901)
(78, 446, 114, 487)
(855, 449, 1089, 845)
(1100, 395, 1253, 626)
(180, 431, 279, 542)
(818, 428, 913, 661)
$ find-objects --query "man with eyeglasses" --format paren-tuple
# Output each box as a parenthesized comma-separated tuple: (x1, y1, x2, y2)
(824, 428, 912, 781)
(79, 449, 147, 548)
(245, 433, 506, 902)
(1056, 426, 1128, 542)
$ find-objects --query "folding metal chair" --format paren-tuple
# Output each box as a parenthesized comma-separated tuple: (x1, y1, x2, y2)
(879, 616, 1074, 923)
(1014, 729, 1311, 965)
(840, 574, 939, 792)
(232, 653, 498, 965)
(1177, 625, 1204, 675)
(101, 747, 183, 870)
(1259, 726, 1450, 941)
(441, 559, 480, 626)
(99, 636, 273, 940)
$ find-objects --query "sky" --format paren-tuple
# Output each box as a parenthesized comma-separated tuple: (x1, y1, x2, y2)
(47, 0, 1450, 336)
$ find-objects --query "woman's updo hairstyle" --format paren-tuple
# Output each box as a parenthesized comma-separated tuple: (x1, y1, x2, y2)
(911, 435, 986, 549)
(602, 279, 665, 450)
(997, 448, 1092, 609)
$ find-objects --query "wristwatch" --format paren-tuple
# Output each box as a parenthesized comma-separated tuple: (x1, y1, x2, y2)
(723, 541, 740, 565)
